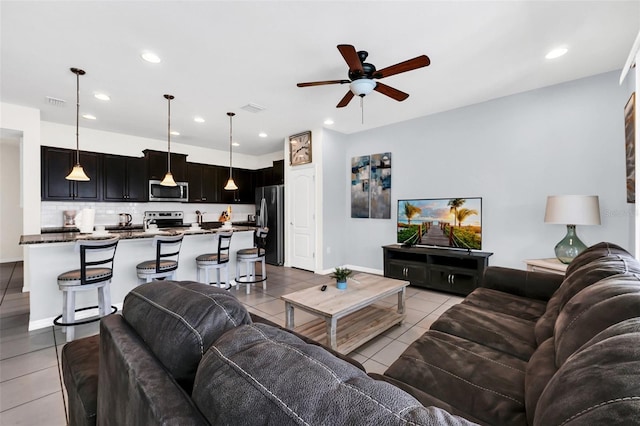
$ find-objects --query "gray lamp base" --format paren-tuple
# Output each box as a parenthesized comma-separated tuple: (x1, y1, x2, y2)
(554, 224, 587, 264)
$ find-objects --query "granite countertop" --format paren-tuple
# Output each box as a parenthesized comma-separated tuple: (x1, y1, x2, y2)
(20, 225, 256, 245)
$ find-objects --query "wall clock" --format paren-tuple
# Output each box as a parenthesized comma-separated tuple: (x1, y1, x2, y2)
(289, 131, 312, 166)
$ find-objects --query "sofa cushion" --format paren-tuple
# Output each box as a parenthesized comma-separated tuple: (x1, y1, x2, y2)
(524, 337, 556, 426)
(192, 323, 474, 426)
(534, 251, 640, 345)
(431, 303, 537, 360)
(62, 334, 100, 426)
(564, 242, 629, 277)
(534, 319, 640, 426)
(553, 274, 640, 366)
(462, 287, 547, 321)
(122, 280, 251, 392)
(384, 330, 528, 425)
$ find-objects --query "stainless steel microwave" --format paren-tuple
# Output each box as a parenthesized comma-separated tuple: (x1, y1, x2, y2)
(148, 180, 189, 202)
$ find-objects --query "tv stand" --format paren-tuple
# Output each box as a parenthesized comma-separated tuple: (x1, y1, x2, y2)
(382, 244, 493, 296)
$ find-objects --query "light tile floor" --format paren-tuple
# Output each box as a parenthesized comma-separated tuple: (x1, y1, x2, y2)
(0, 261, 463, 425)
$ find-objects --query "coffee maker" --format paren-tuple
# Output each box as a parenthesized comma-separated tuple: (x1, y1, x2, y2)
(63, 210, 77, 228)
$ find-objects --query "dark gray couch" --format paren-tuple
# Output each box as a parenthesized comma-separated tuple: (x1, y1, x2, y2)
(62, 242, 640, 425)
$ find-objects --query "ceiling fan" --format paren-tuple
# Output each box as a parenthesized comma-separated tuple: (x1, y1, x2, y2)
(297, 44, 430, 108)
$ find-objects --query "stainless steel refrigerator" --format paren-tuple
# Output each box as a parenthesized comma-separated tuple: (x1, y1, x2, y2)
(256, 184, 285, 265)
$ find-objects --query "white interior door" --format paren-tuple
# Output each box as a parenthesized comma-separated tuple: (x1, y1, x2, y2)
(290, 167, 315, 271)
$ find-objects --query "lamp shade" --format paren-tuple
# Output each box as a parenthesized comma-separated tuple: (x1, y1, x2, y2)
(544, 195, 601, 225)
(350, 79, 376, 96)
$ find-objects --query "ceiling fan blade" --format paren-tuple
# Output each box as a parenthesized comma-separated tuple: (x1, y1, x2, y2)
(374, 55, 431, 79)
(297, 80, 350, 87)
(374, 82, 409, 102)
(337, 44, 363, 75)
(336, 91, 355, 108)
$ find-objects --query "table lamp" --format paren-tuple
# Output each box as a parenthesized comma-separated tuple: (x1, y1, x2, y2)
(544, 195, 601, 264)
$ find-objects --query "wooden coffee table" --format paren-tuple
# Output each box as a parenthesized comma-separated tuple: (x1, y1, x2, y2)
(281, 273, 409, 354)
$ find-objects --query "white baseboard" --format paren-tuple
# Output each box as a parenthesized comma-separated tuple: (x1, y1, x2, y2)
(0, 256, 23, 263)
(318, 265, 384, 276)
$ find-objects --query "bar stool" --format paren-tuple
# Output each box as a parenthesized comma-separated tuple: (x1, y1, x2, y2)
(196, 231, 233, 288)
(54, 236, 119, 342)
(136, 234, 184, 283)
(235, 227, 268, 294)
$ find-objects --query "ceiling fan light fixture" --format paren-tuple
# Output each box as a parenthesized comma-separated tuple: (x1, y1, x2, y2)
(350, 79, 376, 96)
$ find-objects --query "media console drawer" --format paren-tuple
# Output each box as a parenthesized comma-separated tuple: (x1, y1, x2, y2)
(382, 245, 493, 296)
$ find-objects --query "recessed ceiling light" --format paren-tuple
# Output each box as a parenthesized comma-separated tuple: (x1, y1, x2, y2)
(94, 93, 110, 101)
(194, 116, 205, 123)
(141, 51, 161, 63)
(232, 142, 240, 147)
(170, 131, 180, 136)
(258, 132, 267, 138)
(324, 119, 334, 125)
(545, 47, 568, 60)
(82, 114, 96, 120)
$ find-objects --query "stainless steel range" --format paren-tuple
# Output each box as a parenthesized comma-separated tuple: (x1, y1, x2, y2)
(143, 211, 186, 230)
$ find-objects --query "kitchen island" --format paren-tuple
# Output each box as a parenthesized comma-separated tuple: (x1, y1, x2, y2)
(20, 226, 256, 331)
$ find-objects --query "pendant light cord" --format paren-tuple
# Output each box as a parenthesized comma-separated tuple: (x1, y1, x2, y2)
(228, 112, 235, 178)
(74, 69, 82, 165)
(166, 95, 172, 173)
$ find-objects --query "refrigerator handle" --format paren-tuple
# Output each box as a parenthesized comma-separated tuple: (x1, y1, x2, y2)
(260, 197, 268, 228)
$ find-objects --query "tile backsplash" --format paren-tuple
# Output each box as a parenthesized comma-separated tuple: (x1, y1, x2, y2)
(41, 201, 256, 228)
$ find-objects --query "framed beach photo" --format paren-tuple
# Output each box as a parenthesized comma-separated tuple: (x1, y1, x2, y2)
(625, 92, 635, 203)
(289, 131, 312, 166)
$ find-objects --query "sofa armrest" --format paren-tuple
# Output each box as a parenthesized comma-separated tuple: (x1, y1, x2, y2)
(481, 266, 563, 301)
(97, 314, 208, 426)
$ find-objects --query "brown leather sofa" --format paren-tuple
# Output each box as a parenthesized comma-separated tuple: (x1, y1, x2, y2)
(62, 242, 640, 425)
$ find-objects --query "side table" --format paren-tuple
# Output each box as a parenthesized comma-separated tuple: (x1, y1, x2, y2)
(523, 258, 568, 276)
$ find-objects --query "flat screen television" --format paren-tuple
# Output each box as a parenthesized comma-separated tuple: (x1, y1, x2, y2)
(397, 197, 482, 250)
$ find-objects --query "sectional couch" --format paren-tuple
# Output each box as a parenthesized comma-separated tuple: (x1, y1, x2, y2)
(62, 242, 640, 425)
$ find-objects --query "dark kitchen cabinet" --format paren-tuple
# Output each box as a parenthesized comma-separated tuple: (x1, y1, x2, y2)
(187, 163, 220, 203)
(103, 154, 147, 201)
(219, 167, 254, 204)
(272, 159, 284, 185)
(144, 149, 187, 182)
(41, 146, 101, 201)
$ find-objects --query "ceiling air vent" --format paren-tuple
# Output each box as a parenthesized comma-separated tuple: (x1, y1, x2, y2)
(240, 103, 266, 113)
(46, 96, 66, 106)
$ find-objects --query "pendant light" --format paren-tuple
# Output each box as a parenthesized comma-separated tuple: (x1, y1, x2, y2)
(65, 68, 90, 181)
(160, 94, 177, 187)
(224, 112, 238, 191)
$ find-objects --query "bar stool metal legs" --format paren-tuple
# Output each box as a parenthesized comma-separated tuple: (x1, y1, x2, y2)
(54, 236, 119, 342)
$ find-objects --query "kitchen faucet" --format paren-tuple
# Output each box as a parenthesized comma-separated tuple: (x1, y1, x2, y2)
(143, 218, 156, 231)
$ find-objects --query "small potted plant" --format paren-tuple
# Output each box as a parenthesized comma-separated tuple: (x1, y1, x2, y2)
(331, 267, 353, 290)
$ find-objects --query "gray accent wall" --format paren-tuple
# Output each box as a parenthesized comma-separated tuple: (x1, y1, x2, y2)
(323, 70, 632, 270)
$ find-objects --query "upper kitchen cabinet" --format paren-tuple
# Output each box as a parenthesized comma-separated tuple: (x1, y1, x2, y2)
(187, 162, 220, 203)
(272, 160, 284, 185)
(218, 167, 255, 204)
(103, 154, 147, 202)
(144, 149, 187, 182)
(41, 146, 101, 201)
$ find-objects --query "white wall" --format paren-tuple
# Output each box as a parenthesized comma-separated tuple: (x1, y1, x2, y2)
(0, 103, 41, 235)
(0, 139, 23, 261)
(323, 71, 632, 271)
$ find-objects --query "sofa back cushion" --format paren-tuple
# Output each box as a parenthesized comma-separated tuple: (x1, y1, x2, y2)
(533, 319, 640, 426)
(192, 323, 474, 426)
(564, 242, 629, 277)
(122, 280, 251, 392)
(524, 337, 556, 426)
(534, 246, 640, 345)
(554, 274, 640, 366)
